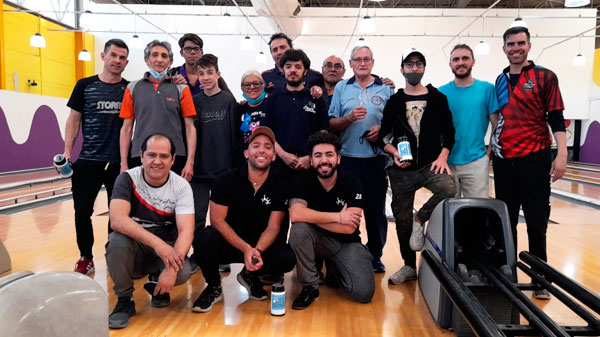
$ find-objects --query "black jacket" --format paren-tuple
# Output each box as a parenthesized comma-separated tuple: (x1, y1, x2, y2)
(378, 84, 455, 170)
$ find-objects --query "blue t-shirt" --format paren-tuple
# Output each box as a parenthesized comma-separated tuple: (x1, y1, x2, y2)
(260, 87, 329, 156)
(328, 76, 392, 158)
(439, 79, 499, 165)
(66, 75, 128, 162)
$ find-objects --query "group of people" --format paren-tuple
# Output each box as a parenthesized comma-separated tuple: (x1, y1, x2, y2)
(63, 27, 567, 329)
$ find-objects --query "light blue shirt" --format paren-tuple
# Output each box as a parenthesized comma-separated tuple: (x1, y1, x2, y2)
(439, 79, 499, 165)
(328, 76, 393, 158)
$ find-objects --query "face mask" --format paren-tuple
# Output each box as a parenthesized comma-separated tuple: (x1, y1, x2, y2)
(243, 91, 266, 105)
(148, 67, 169, 80)
(404, 72, 424, 86)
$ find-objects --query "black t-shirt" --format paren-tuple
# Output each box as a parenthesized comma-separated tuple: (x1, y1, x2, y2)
(291, 170, 364, 243)
(210, 166, 289, 245)
(67, 75, 128, 162)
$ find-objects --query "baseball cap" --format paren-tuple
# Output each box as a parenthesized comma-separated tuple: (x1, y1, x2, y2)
(401, 47, 426, 66)
(249, 126, 276, 145)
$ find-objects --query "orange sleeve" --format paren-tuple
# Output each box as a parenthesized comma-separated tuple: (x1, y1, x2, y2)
(119, 88, 135, 119)
(180, 86, 197, 118)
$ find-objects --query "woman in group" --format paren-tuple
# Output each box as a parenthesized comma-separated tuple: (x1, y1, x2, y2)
(235, 70, 268, 166)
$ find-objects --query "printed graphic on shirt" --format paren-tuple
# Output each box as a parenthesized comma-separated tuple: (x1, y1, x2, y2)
(406, 100, 427, 145)
(240, 110, 263, 145)
(199, 109, 228, 123)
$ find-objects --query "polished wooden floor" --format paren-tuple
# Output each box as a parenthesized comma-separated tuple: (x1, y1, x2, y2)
(1, 187, 599, 337)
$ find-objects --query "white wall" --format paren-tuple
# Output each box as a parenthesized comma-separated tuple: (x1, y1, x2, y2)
(87, 5, 596, 120)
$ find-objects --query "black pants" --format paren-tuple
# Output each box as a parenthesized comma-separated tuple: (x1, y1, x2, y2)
(190, 178, 214, 231)
(339, 155, 389, 259)
(193, 226, 296, 285)
(493, 149, 552, 262)
(71, 159, 120, 259)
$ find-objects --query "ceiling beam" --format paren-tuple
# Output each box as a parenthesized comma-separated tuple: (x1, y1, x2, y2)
(452, 0, 474, 7)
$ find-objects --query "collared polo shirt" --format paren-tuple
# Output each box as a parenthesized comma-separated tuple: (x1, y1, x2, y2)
(291, 170, 364, 243)
(328, 76, 393, 158)
(211, 165, 289, 244)
(262, 66, 324, 94)
(260, 87, 329, 156)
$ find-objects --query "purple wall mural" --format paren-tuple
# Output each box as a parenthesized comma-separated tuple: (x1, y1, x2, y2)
(0, 105, 82, 173)
(580, 121, 600, 164)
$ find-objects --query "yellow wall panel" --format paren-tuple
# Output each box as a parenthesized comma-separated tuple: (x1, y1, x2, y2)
(0, 1, 6, 89)
(2, 3, 92, 98)
(593, 49, 600, 87)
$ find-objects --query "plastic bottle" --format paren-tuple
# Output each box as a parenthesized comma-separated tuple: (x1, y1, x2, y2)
(53, 154, 73, 178)
(271, 283, 285, 316)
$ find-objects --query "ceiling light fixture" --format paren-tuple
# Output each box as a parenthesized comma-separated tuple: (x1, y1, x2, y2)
(509, 0, 527, 28)
(240, 36, 254, 51)
(255, 51, 267, 63)
(355, 37, 367, 47)
(129, 34, 144, 49)
(79, 10, 94, 29)
(29, 16, 46, 48)
(359, 15, 376, 34)
(78, 49, 92, 61)
(572, 34, 586, 67)
(475, 17, 489, 56)
(564, 0, 590, 7)
(218, 12, 235, 33)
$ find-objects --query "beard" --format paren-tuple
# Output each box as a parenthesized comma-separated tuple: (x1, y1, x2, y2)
(315, 163, 337, 179)
(452, 66, 472, 79)
(286, 78, 304, 88)
(248, 157, 271, 172)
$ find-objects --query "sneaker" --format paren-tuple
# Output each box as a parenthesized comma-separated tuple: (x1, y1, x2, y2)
(372, 257, 386, 273)
(74, 257, 95, 275)
(190, 261, 200, 274)
(192, 284, 223, 313)
(388, 265, 417, 285)
(218, 264, 231, 273)
(533, 289, 551, 300)
(259, 273, 284, 285)
(237, 268, 268, 300)
(292, 286, 319, 310)
(143, 278, 170, 308)
(409, 219, 425, 251)
(108, 296, 136, 329)
(324, 272, 340, 289)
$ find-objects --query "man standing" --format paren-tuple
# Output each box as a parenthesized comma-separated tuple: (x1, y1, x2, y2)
(493, 27, 566, 299)
(106, 134, 195, 329)
(119, 40, 196, 180)
(379, 47, 456, 285)
(191, 127, 296, 313)
(262, 33, 324, 94)
(439, 44, 499, 198)
(322, 55, 346, 103)
(329, 46, 393, 273)
(64, 39, 129, 275)
(288, 132, 375, 309)
(169, 33, 230, 95)
(261, 49, 330, 182)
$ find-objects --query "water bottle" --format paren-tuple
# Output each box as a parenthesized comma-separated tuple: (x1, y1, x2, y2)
(397, 136, 413, 162)
(271, 283, 285, 316)
(53, 154, 73, 178)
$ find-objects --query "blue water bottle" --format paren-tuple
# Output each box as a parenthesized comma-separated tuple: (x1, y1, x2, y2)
(271, 283, 285, 316)
(53, 154, 73, 178)
(397, 136, 413, 162)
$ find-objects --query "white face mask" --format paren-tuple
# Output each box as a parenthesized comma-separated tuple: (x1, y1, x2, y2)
(148, 67, 169, 80)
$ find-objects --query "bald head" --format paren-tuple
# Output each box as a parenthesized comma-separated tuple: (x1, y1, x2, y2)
(322, 55, 345, 86)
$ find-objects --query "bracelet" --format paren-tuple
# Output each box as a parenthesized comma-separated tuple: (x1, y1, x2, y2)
(256, 248, 264, 256)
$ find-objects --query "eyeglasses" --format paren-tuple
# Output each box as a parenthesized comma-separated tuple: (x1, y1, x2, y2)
(404, 61, 425, 69)
(182, 47, 202, 53)
(241, 81, 263, 89)
(323, 63, 344, 70)
(351, 58, 372, 64)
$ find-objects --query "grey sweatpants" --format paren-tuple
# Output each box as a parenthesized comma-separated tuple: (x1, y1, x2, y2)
(288, 222, 375, 303)
(105, 232, 193, 298)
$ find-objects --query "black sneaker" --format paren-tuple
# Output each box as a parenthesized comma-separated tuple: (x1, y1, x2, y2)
(108, 296, 136, 329)
(143, 276, 170, 308)
(218, 264, 231, 272)
(192, 284, 223, 313)
(292, 286, 319, 310)
(259, 273, 284, 285)
(372, 257, 386, 273)
(237, 268, 268, 300)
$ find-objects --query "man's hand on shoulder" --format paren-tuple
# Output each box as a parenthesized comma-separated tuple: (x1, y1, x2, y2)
(171, 74, 188, 85)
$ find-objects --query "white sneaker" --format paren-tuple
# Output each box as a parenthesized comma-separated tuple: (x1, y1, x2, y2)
(388, 265, 417, 285)
(409, 220, 425, 251)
